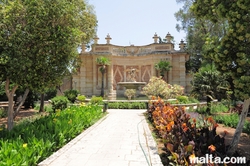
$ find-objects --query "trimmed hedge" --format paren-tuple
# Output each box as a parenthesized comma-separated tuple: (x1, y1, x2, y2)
(108, 102, 146, 109)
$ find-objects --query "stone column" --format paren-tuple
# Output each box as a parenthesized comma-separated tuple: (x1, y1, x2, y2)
(92, 56, 97, 96)
(168, 55, 173, 84)
(108, 58, 116, 100)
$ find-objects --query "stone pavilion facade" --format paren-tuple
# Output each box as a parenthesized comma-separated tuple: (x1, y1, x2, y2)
(72, 33, 192, 99)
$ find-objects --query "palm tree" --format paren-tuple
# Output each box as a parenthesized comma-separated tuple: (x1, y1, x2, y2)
(154, 60, 172, 81)
(191, 64, 229, 114)
(96, 56, 110, 97)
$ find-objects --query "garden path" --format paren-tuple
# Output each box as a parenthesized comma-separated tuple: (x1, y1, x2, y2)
(38, 109, 163, 166)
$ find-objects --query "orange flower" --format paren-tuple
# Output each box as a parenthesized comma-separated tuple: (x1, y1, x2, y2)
(208, 144, 216, 152)
(182, 123, 187, 128)
(193, 118, 196, 123)
(166, 124, 172, 131)
(183, 127, 188, 132)
(207, 117, 214, 123)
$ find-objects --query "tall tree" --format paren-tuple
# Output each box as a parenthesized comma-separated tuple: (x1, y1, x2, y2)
(192, 0, 250, 155)
(175, 0, 227, 72)
(96, 56, 110, 97)
(0, 0, 97, 130)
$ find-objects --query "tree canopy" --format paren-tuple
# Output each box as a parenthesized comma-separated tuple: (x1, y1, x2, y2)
(175, 0, 227, 72)
(191, 0, 250, 156)
(0, 0, 97, 130)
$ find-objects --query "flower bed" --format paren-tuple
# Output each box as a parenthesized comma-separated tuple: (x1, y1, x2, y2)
(0, 105, 104, 166)
(146, 97, 240, 166)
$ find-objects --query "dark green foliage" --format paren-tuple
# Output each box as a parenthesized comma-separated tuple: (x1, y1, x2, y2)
(44, 88, 57, 100)
(108, 102, 146, 109)
(51, 96, 69, 111)
(63, 89, 79, 103)
(0, 82, 7, 101)
(15, 90, 39, 109)
(90, 96, 103, 105)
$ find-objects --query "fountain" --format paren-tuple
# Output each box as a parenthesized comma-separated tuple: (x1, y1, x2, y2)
(117, 68, 146, 90)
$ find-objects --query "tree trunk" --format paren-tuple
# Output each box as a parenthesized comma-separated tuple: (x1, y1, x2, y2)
(101, 71, 104, 97)
(7, 93, 15, 131)
(5, 78, 18, 131)
(206, 96, 212, 114)
(227, 98, 250, 156)
(13, 88, 29, 119)
(39, 93, 45, 112)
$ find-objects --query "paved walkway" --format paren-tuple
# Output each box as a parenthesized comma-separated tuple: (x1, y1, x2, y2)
(38, 109, 163, 166)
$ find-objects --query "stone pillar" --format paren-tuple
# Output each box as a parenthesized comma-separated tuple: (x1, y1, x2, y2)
(108, 59, 116, 100)
(168, 55, 173, 84)
(165, 32, 172, 43)
(105, 34, 112, 44)
(93, 35, 99, 44)
(179, 39, 186, 51)
(179, 55, 186, 87)
(152, 33, 158, 43)
(92, 56, 97, 96)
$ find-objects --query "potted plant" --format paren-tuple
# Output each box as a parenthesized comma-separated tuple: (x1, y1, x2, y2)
(124, 89, 136, 100)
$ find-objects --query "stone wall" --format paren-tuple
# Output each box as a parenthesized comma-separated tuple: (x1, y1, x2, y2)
(72, 34, 190, 98)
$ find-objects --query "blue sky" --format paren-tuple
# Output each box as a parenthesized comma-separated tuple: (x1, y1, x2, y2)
(88, 0, 186, 48)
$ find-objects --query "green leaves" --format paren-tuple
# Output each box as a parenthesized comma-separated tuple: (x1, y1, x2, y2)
(0, 0, 97, 91)
(192, 0, 250, 100)
(0, 105, 103, 165)
(154, 60, 172, 76)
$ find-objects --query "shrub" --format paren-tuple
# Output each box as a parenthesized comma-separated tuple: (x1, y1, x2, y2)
(63, 89, 79, 103)
(176, 95, 189, 103)
(76, 95, 86, 102)
(141, 76, 184, 99)
(188, 97, 199, 103)
(51, 96, 69, 111)
(211, 103, 229, 113)
(147, 97, 228, 165)
(124, 89, 136, 100)
(90, 96, 103, 105)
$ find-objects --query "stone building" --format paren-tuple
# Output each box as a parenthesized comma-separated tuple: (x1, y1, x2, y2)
(72, 33, 192, 99)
